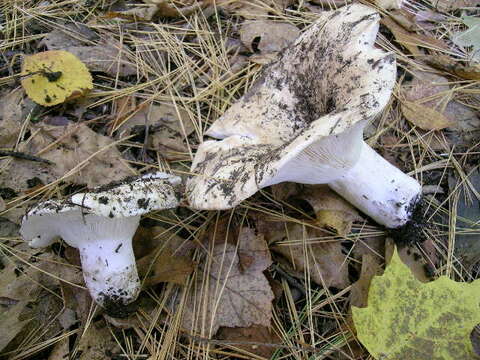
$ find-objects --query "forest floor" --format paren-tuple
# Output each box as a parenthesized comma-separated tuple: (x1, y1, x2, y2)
(0, 0, 479, 359)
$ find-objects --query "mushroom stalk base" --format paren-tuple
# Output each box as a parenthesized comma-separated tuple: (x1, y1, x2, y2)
(328, 141, 421, 228)
(78, 236, 140, 309)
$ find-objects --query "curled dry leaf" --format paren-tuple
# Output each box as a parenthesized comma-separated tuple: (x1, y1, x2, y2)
(42, 29, 137, 77)
(177, 227, 274, 336)
(21, 50, 93, 106)
(262, 220, 350, 289)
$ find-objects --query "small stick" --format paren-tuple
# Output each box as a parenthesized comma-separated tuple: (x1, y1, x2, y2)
(0, 150, 54, 165)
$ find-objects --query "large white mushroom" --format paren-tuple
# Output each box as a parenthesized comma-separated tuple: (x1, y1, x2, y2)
(20, 172, 181, 316)
(186, 4, 422, 229)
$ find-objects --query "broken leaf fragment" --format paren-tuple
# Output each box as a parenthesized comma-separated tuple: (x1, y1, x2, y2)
(21, 50, 93, 106)
(352, 248, 480, 359)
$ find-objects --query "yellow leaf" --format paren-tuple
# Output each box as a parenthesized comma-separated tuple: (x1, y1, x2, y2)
(401, 100, 454, 131)
(352, 247, 480, 359)
(21, 50, 93, 106)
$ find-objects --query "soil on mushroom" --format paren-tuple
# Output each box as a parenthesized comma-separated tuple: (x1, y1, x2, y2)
(388, 197, 427, 247)
(101, 293, 140, 319)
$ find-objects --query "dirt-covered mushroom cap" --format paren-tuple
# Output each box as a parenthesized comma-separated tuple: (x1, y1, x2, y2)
(20, 172, 181, 316)
(187, 4, 422, 229)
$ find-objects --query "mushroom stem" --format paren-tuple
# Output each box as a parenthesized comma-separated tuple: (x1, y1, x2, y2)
(78, 233, 140, 309)
(328, 141, 421, 228)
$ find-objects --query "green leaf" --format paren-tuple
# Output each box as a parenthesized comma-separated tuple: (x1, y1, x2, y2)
(453, 16, 480, 62)
(352, 248, 480, 359)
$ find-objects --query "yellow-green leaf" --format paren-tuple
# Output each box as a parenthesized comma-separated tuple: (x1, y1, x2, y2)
(21, 50, 93, 106)
(352, 248, 480, 359)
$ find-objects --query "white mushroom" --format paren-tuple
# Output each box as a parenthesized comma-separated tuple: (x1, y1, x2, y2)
(187, 4, 422, 229)
(20, 172, 181, 315)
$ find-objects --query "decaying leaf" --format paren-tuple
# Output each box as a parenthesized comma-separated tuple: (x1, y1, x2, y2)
(401, 100, 454, 130)
(301, 185, 362, 236)
(0, 122, 134, 193)
(262, 221, 350, 289)
(21, 50, 93, 106)
(42, 29, 137, 77)
(178, 227, 274, 336)
(352, 248, 480, 359)
(136, 226, 195, 286)
(240, 21, 300, 54)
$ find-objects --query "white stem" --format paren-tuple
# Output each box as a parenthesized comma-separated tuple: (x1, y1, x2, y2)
(78, 236, 140, 307)
(328, 141, 421, 228)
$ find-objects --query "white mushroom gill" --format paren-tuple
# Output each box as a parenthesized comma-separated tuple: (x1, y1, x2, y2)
(20, 173, 181, 316)
(187, 4, 422, 228)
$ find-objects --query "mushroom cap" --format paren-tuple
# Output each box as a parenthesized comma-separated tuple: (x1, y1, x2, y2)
(206, 4, 395, 144)
(187, 4, 396, 210)
(21, 172, 181, 247)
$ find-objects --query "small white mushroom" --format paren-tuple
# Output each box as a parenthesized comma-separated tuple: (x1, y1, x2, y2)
(187, 4, 422, 229)
(20, 172, 181, 315)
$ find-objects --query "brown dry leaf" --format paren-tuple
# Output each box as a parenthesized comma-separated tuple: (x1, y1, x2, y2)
(385, 239, 431, 282)
(217, 325, 282, 358)
(47, 338, 69, 360)
(136, 227, 195, 287)
(265, 221, 350, 289)
(218, 0, 295, 19)
(240, 21, 300, 54)
(401, 100, 454, 130)
(424, 55, 480, 81)
(402, 71, 479, 133)
(434, 0, 478, 12)
(119, 103, 195, 159)
(42, 29, 137, 77)
(0, 253, 52, 301)
(301, 185, 362, 236)
(0, 88, 36, 148)
(349, 253, 383, 308)
(381, 17, 449, 56)
(0, 301, 31, 352)
(0, 122, 134, 193)
(179, 227, 274, 336)
(107, 0, 208, 21)
(76, 321, 121, 360)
